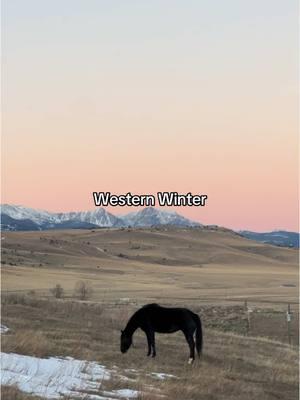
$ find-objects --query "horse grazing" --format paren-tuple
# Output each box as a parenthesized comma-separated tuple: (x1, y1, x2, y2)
(120, 303, 203, 364)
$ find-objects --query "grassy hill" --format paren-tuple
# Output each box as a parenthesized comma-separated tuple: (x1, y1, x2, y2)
(1, 226, 298, 305)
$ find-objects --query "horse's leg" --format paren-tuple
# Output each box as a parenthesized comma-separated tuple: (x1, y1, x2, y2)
(149, 329, 156, 358)
(183, 331, 195, 364)
(145, 330, 152, 356)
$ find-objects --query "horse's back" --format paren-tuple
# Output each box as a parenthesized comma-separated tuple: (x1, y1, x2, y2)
(138, 304, 198, 333)
(142, 303, 160, 309)
(142, 303, 196, 317)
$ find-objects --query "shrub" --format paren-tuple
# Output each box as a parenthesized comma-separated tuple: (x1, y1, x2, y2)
(50, 284, 64, 299)
(74, 281, 93, 301)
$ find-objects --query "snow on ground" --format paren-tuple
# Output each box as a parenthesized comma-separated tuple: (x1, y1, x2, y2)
(0, 326, 176, 400)
(0, 351, 177, 399)
(0, 325, 9, 334)
(102, 390, 138, 398)
(113, 390, 138, 398)
(0, 352, 137, 399)
(125, 368, 176, 381)
(150, 372, 177, 380)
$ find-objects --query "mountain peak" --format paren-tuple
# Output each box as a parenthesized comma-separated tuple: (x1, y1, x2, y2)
(1, 204, 201, 230)
(119, 207, 201, 227)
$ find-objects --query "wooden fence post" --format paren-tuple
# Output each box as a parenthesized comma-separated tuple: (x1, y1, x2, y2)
(286, 303, 292, 345)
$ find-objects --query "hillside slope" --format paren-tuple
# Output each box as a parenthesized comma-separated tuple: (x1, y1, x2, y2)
(1, 227, 298, 305)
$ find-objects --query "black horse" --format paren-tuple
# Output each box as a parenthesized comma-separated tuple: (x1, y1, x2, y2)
(120, 303, 203, 363)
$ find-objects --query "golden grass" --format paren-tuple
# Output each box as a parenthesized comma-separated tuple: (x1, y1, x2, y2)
(1, 295, 299, 400)
(1, 227, 298, 307)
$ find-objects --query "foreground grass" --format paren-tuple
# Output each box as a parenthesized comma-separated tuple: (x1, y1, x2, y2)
(1, 386, 43, 400)
(1, 295, 299, 400)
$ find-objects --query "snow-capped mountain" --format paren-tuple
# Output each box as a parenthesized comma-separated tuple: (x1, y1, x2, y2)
(1, 204, 58, 225)
(1, 204, 200, 230)
(1, 204, 298, 248)
(1, 213, 41, 231)
(55, 209, 123, 228)
(119, 207, 201, 227)
(1, 204, 123, 229)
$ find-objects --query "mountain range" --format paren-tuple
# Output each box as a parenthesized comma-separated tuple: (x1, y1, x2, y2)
(0, 204, 200, 231)
(239, 230, 299, 249)
(1, 204, 298, 248)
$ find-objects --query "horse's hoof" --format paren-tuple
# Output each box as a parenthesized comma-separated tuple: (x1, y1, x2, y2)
(188, 358, 194, 364)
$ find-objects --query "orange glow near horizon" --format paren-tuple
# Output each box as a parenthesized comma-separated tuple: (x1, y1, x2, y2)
(1, 1, 298, 232)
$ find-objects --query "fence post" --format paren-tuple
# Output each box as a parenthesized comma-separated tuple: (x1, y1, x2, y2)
(244, 299, 251, 335)
(286, 303, 292, 345)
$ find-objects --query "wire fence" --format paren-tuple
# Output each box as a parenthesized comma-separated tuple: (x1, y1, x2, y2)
(1, 290, 298, 346)
(242, 300, 298, 346)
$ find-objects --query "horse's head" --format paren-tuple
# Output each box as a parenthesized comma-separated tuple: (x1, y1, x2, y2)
(120, 330, 132, 353)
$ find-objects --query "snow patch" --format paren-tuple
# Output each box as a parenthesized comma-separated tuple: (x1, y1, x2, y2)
(0, 325, 9, 334)
(113, 389, 139, 398)
(150, 372, 177, 380)
(0, 352, 139, 399)
(102, 389, 139, 398)
(1, 350, 177, 399)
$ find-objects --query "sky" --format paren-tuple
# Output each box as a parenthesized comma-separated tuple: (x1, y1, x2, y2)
(1, 0, 298, 231)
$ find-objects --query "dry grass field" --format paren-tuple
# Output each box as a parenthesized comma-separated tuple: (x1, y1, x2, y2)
(1, 227, 298, 304)
(1, 294, 299, 400)
(1, 226, 299, 399)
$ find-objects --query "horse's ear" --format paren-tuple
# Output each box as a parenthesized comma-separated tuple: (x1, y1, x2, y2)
(121, 329, 124, 333)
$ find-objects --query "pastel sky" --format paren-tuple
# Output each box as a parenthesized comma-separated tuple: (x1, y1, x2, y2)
(1, 0, 298, 231)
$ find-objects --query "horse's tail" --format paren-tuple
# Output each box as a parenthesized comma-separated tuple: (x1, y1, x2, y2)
(193, 313, 203, 357)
